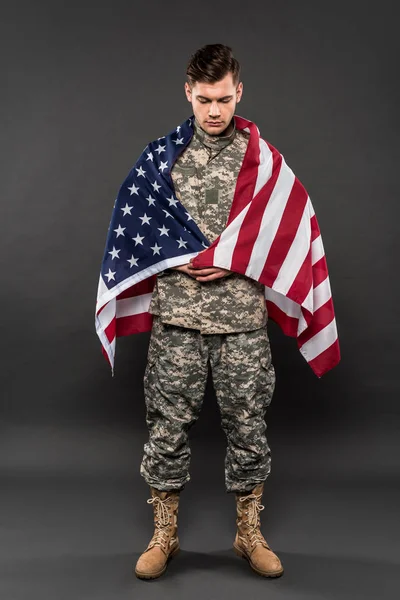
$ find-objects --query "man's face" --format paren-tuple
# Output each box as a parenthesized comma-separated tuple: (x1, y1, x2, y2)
(184, 72, 243, 136)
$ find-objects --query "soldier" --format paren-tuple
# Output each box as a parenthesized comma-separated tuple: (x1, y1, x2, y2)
(134, 44, 284, 580)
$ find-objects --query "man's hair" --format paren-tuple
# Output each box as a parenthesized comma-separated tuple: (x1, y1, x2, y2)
(186, 44, 240, 87)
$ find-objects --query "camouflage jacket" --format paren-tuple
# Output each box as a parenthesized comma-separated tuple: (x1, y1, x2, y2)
(147, 117, 267, 333)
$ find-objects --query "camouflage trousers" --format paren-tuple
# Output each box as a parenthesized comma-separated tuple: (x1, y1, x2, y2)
(139, 315, 276, 493)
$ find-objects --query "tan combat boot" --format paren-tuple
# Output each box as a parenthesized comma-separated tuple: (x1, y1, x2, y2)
(233, 483, 284, 577)
(134, 486, 181, 579)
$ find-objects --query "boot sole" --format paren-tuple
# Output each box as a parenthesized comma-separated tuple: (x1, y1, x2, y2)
(233, 542, 284, 578)
(135, 543, 180, 580)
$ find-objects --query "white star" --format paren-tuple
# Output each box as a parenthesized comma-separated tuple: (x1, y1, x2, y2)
(151, 180, 161, 193)
(121, 202, 133, 216)
(146, 152, 153, 162)
(185, 212, 193, 221)
(105, 268, 116, 282)
(159, 161, 168, 173)
(127, 183, 139, 195)
(173, 137, 184, 145)
(162, 209, 173, 218)
(146, 194, 156, 206)
(132, 233, 145, 245)
(127, 255, 139, 268)
(114, 224, 126, 237)
(139, 213, 152, 225)
(201, 241, 209, 248)
(157, 225, 170, 236)
(166, 195, 179, 208)
(157, 136, 165, 141)
(176, 125, 181, 133)
(108, 246, 120, 259)
(136, 166, 146, 177)
(155, 144, 166, 155)
(150, 243, 162, 255)
(176, 237, 188, 249)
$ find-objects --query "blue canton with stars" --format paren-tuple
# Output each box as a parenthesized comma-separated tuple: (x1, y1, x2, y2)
(100, 115, 211, 289)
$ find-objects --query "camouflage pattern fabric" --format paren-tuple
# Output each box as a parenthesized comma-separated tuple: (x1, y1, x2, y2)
(140, 315, 275, 493)
(148, 117, 268, 333)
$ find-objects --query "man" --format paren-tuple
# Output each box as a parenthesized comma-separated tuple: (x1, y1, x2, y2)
(134, 44, 284, 580)
(96, 42, 339, 580)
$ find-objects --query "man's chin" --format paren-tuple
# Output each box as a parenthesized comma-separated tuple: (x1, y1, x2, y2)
(204, 122, 225, 134)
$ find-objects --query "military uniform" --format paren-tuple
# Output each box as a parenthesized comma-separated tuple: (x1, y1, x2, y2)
(140, 117, 276, 493)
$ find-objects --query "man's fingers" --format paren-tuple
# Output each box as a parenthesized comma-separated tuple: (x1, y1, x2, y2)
(188, 267, 219, 276)
(195, 273, 225, 282)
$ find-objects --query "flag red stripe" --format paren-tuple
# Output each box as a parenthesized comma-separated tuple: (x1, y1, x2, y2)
(307, 338, 341, 378)
(117, 276, 156, 300)
(298, 298, 335, 346)
(313, 256, 329, 288)
(116, 312, 153, 336)
(310, 214, 320, 241)
(227, 119, 262, 224)
(266, 300, 298, 337)
(231, 146, 282, 274)
(287, 247, 313, 305)
(261, 177, 308, 287)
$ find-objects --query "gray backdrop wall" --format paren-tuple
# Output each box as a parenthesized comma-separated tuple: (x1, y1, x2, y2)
(1, 1, 399, 599)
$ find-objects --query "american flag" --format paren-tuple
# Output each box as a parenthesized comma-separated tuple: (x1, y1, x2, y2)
(96, 114, 340, 378)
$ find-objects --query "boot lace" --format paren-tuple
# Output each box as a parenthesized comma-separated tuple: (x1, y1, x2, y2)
(146, 496, 174, 549)
(238, 492, 269, 549)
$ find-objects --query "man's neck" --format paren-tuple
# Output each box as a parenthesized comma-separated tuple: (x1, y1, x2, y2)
(193, 117, 236, 149)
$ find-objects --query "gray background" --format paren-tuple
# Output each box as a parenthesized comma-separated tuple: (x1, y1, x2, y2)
(1, 0, 399, 598)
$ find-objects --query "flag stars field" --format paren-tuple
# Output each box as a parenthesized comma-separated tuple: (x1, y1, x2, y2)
(139, 214, 152, 226)
(155, 144, 166, 155)
(108, 246, 120, 259)
(127, 255, 139, 268)
(166, 195, 179, 207)
(146, 195, 156, 206)
(157, 225, 170, 236)
(121, 203, 133, 216)
(114, 224, 126, 237)
(132, 233, 145, 246)
(151, 180, 162, 193)
(150, 243, 162, 255)
(128, 183, 140, 195)
(177, 237, 188, 248)
(136, 166, 146, 177)
(104, 268, 116, 282)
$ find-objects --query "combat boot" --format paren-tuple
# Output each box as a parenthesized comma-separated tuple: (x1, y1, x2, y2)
(134, 486, 181, 579)
(233, 483, 284, 577)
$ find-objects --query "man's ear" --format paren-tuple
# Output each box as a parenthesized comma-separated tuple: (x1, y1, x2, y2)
(184, 82, 192, 102)
(236, 81, 243, 102)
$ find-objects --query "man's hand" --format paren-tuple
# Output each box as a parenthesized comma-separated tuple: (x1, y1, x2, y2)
(170, 260, 233, 282)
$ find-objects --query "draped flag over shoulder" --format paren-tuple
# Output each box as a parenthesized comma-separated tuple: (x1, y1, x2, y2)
(96, 114, 340, 378)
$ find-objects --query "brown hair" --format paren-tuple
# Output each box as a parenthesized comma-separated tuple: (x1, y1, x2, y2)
(186, 44, 241, 87)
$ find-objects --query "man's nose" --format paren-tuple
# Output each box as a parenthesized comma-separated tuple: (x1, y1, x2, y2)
(208, 101, 220, 117)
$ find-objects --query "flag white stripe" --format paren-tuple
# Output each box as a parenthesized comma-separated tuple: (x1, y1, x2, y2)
(273, 196, 311, 295)
(264, 287, 302, 319)
(213, 203, 252, 268)
(311, 234, 325, 266)
(246, 156, 295, 280)
(300, 318, 338, 362)
(116, 293, 152, 318)
(314, 276, 332, 312)
(253, 139, 273, 198)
